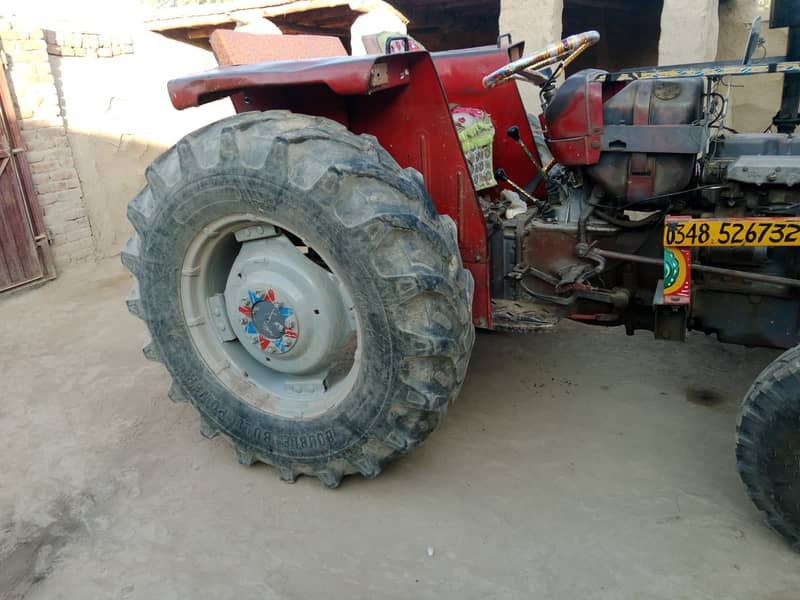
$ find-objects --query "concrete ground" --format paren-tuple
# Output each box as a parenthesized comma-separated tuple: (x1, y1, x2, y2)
(1, 258, 798, 600)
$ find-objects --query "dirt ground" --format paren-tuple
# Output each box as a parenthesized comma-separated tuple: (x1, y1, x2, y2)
(1, 257, 798, 600)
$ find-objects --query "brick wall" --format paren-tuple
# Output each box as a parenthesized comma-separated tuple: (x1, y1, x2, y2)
(45, 31, 134, 59)
(0, 17, 93, 268)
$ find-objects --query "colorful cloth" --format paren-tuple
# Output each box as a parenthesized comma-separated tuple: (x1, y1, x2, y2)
(452, 107, 496, 191)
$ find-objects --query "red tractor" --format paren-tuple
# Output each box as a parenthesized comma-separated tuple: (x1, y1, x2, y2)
(125, 1, 800, 548)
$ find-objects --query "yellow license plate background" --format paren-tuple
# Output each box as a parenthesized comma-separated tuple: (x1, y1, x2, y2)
(664, 218, 800, 247)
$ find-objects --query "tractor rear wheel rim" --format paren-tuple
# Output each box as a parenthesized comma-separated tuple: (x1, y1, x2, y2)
(180, 214, 360, 419)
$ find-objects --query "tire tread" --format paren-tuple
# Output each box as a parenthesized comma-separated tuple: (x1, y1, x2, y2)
(122, 110, 474, 487)
(737, 345, 800, 549)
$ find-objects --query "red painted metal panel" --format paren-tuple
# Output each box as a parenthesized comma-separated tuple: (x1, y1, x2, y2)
(347, 53, 491, 327)
(229, 84, 350, 125)
(168, 53, 412, 110)
(432, 47, 545, 199)
(545, 77, 604, 165)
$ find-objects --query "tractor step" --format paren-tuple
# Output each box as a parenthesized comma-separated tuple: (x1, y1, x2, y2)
(491, 299, 560, 333)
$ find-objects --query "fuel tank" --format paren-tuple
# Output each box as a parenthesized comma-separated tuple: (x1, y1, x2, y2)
(544, 70, 704, 201)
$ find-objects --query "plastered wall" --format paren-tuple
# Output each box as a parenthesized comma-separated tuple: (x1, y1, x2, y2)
(717, 0, 788, 132)
(52, 29, 233, 258)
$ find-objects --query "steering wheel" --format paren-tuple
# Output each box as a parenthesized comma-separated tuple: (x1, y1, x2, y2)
(483, 31, 600, 89)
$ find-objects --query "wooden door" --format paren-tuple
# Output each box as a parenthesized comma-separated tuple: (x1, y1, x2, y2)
(0, 61, 54, 293)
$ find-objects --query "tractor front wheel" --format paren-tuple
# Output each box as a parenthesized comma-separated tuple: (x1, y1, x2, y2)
(737, 345, 800, 549)
(122, 111, 475, 487)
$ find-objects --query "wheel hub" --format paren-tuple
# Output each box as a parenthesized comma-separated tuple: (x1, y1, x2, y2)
(223, 231, 353, 377)
(238, 289, 299, 354)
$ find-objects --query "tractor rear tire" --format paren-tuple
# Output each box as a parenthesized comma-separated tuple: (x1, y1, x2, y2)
(122, 110, 475, 487)
(737, 345, 800, 549)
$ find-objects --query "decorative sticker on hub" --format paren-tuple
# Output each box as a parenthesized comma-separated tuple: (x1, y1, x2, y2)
(238, 288, 299, 355)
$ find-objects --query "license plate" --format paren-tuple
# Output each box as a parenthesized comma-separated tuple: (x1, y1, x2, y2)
(664, 217, 800, 247)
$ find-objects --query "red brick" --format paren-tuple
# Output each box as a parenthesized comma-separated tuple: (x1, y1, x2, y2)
(64, 216, 89, 230)
(0, 29, 22, 41)
(66, 226, 91, 242)
(22, 39, 46, 51)
(35, 159, 60, 172)
(49, 168, 78, 182)
(82, 34, 99, 49)
(35, 179, 77, 194)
